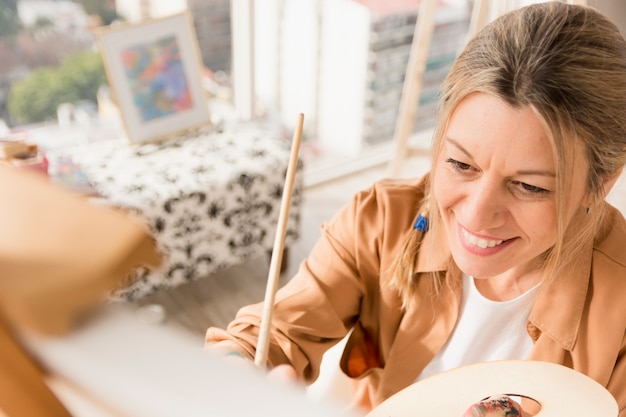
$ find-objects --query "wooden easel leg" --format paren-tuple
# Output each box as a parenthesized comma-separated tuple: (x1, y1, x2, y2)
(386, 0, 439, 178)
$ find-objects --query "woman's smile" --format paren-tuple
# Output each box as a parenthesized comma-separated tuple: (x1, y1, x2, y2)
(461, 227, 504, 249)
(458, 224, 516, 255)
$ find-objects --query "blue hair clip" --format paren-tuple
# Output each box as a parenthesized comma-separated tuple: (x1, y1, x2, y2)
(413, 213, 429, 233)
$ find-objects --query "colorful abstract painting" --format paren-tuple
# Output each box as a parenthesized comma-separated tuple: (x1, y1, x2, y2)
(121, 35, 192, 122)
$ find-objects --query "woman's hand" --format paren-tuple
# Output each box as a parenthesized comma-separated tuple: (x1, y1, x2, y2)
(214, 349, 301, 389)
(267, 364, 298, 384)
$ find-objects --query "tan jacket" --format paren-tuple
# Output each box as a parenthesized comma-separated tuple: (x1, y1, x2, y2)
(206, 176, 626, 415)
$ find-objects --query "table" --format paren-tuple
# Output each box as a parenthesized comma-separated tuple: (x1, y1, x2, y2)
(46, 123, 304, 300)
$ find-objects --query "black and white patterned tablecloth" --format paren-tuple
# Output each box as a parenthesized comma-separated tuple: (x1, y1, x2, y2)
(47, 124, 303, 300)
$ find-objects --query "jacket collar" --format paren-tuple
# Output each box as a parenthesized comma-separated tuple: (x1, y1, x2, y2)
(528, 246, 591, 351)
(528, 208, 615, 351)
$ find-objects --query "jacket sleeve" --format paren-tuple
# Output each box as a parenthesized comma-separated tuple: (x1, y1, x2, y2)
(205, 182, 390, 383)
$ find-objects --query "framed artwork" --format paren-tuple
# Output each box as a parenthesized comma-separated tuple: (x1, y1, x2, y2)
(96, 12, 210, 144)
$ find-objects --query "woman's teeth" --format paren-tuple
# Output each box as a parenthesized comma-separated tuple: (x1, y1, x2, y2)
(463, 229, 504, 248)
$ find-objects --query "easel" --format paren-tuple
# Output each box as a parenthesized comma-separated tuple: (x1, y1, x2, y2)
(386, 0, 588, 178)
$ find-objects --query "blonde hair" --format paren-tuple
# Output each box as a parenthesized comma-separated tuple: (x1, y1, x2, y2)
(390, 2, 626, 307)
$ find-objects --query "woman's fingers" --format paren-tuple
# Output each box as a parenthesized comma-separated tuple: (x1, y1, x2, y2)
(267, 364, 298, 384)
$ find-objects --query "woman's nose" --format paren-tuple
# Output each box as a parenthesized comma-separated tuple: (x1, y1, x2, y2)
(462, 179, 506, 231)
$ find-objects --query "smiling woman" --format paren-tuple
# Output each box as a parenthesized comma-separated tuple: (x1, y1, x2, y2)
(432, 92, 584, 300)
(204, 2, 626, 416)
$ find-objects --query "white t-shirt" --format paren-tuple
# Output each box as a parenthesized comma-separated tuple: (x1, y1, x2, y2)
(416, 274, 539, 382)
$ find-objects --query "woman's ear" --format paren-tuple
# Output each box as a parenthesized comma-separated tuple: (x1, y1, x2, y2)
(580, 168, 623, 210)
(602, 167, 624, 199)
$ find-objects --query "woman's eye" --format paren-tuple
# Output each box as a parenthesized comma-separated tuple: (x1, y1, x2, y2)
(514, 181, 549, 194)
(445, 158, 472, 171)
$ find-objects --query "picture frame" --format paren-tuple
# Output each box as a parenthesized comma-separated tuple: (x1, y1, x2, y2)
(96, 12, 210, 145)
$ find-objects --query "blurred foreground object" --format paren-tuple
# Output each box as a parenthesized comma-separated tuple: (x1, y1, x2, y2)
(366, 360, 618, 417)
(0, 164, 351, 417)
(0, 164, 161, 334)
(21, 304, 359, 417)
(0, 164, 161, 416)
